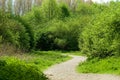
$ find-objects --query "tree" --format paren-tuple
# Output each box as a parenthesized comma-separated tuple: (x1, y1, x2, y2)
(7, 0, 13, 13)
(41, 0, 59, 20)
(0, 0, 6, 12)
(58, 3, 70, 19)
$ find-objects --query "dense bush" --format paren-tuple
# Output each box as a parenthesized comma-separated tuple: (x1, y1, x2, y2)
(36, 18, 81, 51)
(58, 3, 70, 20)
(80, 2, 120, 58)
(22, 0, 70, 38)
(0, 11, 35, 51)
(36, 31, 55, 50)
(0, 58, 47, 80)
(76, 3, 94, 15)
(13, 16, 35, 50)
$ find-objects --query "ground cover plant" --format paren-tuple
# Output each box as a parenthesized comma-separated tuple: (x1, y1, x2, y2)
(0, 51, 70, 80)
(0, 57, 47, 80)
(77, 56, 120, 75)
(23, 51, 71, 70)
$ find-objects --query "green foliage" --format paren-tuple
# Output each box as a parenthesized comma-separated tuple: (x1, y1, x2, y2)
(0, 60, 6, 67)
(0, 51, 70, 71)
(1, 0, 120, 77)
(0, 12, 28, 49)
(76, 3, 92, 15)
(77, 57, 120, 75)
(36, 31, 55, 50)
(13, 16, 35, 50)
(0, 50, 70, 80)
(0, 58, 47, 80)
(36, 18, 81, 51)
(58, 4, 70, 20)
(0, 36, 2, 43)
(1, 0, 120, 59)
(24, 6, 45, 25)
(41, 0, 59, 21)
(80, 2, 120, 58)
(0, 11, 35, 51)
(27, 51, 71, 70)
(22, 0, 70, 41)
(54, 38, 67, 49)
(22, 7, 45, 43)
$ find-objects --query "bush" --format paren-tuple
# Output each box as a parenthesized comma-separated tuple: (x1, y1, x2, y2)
(36, 31, 55, 50)
(36, 18, 81, 51)
(0, 58, 47, 80)
(79, 2, 120, 58)
(0, 11, 34, 51)
(54, 38, 67, 50)
(58, 3, 70, 20)
(13, 16, 35, 50)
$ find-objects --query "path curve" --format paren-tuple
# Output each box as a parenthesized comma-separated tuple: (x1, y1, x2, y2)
(44, 55, 120, 80)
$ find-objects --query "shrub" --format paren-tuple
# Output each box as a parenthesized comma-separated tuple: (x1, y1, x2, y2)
(36, 31, 55, 50)
(79, 2, 120, 58)
(0, 11, 34, 51)
(13, 16, 35, 50)
(0, 58, 47, 80)
(41, 0, 59, 21)
(36, 18, 81, 51)
(58, 3, 70, 20)
(54, 38, 67, 50)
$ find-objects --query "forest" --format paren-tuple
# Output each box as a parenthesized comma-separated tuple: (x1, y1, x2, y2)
(0, 0, 120, 80)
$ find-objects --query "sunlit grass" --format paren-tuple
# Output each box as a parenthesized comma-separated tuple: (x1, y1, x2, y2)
(0, 51, 71, 71)
(77, 56, 120, 75)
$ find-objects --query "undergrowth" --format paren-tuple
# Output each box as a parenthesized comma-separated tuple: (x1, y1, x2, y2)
(0, 51, 71, 80)
(0, 57, 47, 80)
(77, 56, 120, 75)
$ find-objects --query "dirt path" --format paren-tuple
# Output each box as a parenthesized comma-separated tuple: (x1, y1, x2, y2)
(44, 55, 120, 80)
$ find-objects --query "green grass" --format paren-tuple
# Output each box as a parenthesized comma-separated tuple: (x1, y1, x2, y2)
(77, 56, 120, 75)
(0, 51, 71, 80)
(0, 51, 71, 71)
(26, 51, 71, 70)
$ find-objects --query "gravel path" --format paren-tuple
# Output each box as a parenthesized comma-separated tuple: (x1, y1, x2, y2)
(44, 55, 120, 80)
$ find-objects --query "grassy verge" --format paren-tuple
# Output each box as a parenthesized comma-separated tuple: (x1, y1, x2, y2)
(0, 56, 48, 80)
(25, 51, 71, 70)
(0, 51, 71, 70)
(0, 51, 71, 80)
(77, 56, 120, 75)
